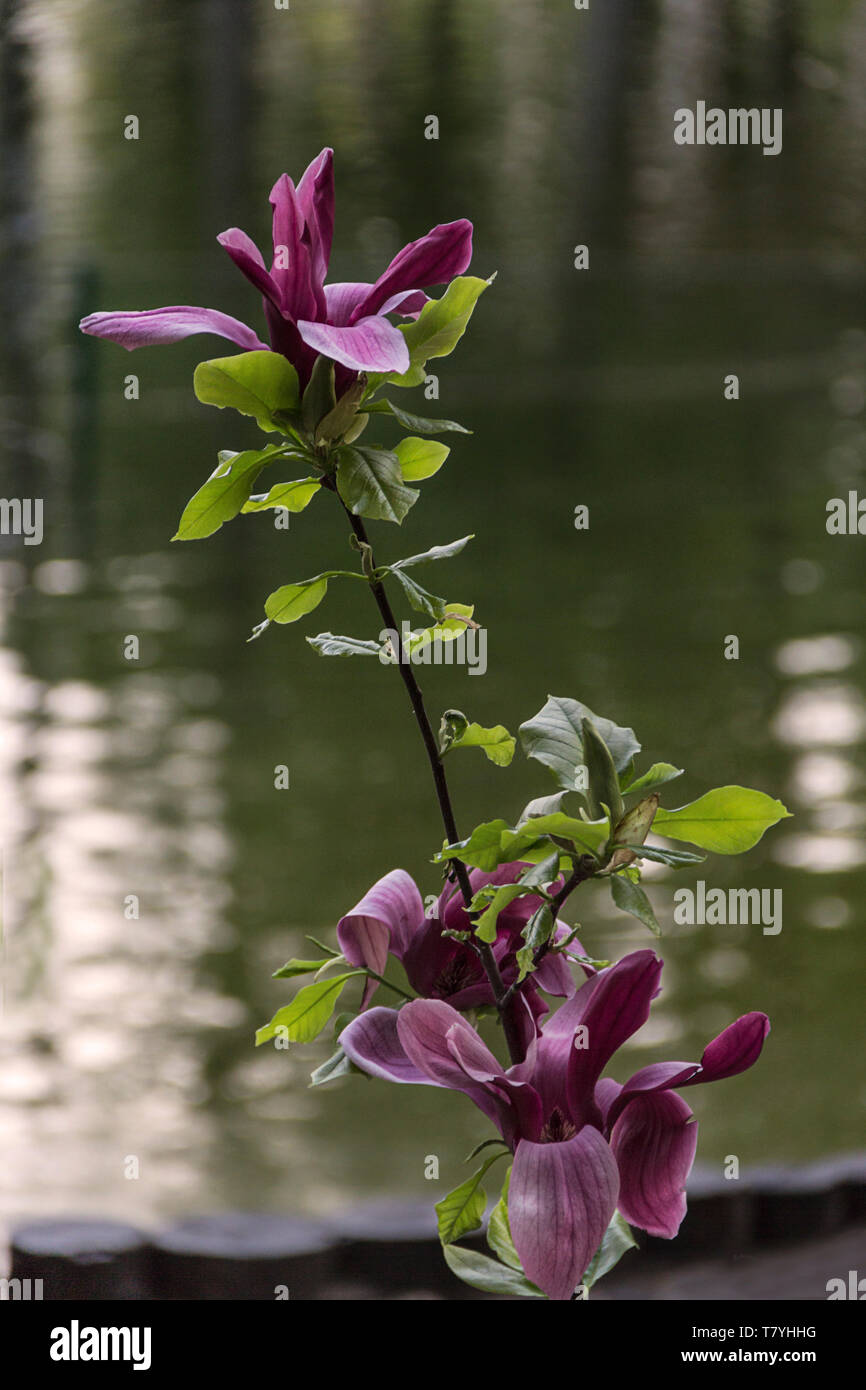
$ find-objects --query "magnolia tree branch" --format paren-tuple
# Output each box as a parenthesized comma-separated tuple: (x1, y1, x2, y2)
(335, 495, 525, 1065)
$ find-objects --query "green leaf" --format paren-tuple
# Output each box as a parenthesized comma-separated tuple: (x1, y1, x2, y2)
(622, 763, 684, 797)
(582, 718, 624, 825)
(193, 351, 300, 431)
(399, 274, 493, 367)
(607, 794, 660, 870)
(306, 632, 384, 658)
(390, 569, 450, 622)
(404, 604, 476, 653)
(301, 354, 336, 434)
(519, 790, 570, 820)
(387, 535, 474, 570)
(272, 957, 332, 979)
(394, 436, 451, 481)
(486, 1167, 522, 1272)
(582, 1211, 637, 1290)
(242, 478, 321, 513)
(173, 445, 287, 541)
(309, 1047, 355, 1086)
(264, 575, 330, 626)
(610, 874, 660, 936)
(315, 377, 365, 443)
(436, 813, 608, 874)
(435, 1152, 505, 1246)
(368, 399, 470, 435)
(517, 903, 555, 980)
(520, 695, 641, 791)
(442, 1244, 545, 1299)
(336, 446, 419, 524)
(471, 883, 530, 944)
(653, 786, 792, 854)
(255, 972, 362, 1046)
(441, 717, 515, 767)
(620, 842, 706, 866)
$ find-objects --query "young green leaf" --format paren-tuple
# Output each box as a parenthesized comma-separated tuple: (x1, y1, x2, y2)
(486, 1167, 522, 1271)
(309, 1047, 355, 1086)
(386, 535, 474, 570)
(442, 1244, 545, 1299)
(390, 569, 450, 622)
(264, 575, 330, 625)
(193, 351, 300, 431)
(336, 446, 419, 524)
(394, 436, 451, 481)
(582, 718, 624, 825)
(435, 1152, 505, 1246)
(520, 695, 641, 791)
(619, 842, 706, 867)
(610, 874, 661, 936)
(306, 632, 385, 658)
(621, 763, 684, 797)
(272, 957, 333, 979)
(242, 478, 321, 513)
(367, 398, 470, 435)
(301, 354, 336, 434)
(255, 972, 362, 1046)
(399, 274, 493, 367)
(581, 1211, 638, 1290)
(315, 377, 365, 443)
(441, 719, 516, 767)
(173, 445, 287, 541)
(653, 786, 792, 854)
(608, 794, 659, 870)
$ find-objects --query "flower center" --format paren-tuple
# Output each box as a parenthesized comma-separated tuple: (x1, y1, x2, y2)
(540, 1107, 577, 1144)
(432, 953, 476, 998)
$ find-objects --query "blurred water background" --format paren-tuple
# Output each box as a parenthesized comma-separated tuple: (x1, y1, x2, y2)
(0, 0, 864, 1224)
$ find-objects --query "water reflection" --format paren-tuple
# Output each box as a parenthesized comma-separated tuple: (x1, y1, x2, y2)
(1, 0, 865, 1223)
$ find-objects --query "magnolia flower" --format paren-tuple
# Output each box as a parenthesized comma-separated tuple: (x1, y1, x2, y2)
(340, 948, 769, 1300)
(336, 865, 584, 1054)
(79, 148, 473, 387)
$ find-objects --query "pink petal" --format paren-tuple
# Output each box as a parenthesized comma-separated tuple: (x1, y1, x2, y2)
(351, 219, 473, 321)
(566, 950, 663, 1124)
(336, 869, 424, 1008)
(681, 1012, 771, 1085)
(323, 282, 372, 327)
(510, 1129, 620, 1301)
(604, 1061, 702, 1132)
(78, 306, 268, 352)
(296, 147, 335, 288)
(296, 314, 410, 374)
(217, 228, 282, 308)
(269, 173, 319, 320)
(610, 1091, 697, 1238)
(340, 1007, 437, 1086)
(396, 999, 518, 1139)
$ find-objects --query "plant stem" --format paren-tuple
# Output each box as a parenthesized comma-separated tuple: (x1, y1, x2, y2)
(336, 496, 524, 1064)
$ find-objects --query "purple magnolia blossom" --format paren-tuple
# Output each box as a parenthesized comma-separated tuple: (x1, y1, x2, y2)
(340, 948, 769, 1300)
(79, 148, 473, 388)
(336, 865, 584, 1052)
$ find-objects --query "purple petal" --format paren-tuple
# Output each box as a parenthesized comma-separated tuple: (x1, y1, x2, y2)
(352, 220, 473, 321)
(396, 999, 518, 1139)
(323, 282, 372, 327)
(604, 1061, 702, 1131)
(336, 869, 424, 1008)
(510, 1129, 620, 1301)
(78, 306, 268, 352)
(217, 228, 282, 308)
(611, 1090, 697, 1238)
(378, 289, 430, 319)
(681, 1013, 771, 1085)
(296, 315, 410, 374)
(269, 173, 319, 320)
(340, 1007, 437, 1086)
(296, 147, 335, 288)
(566, 950, 663, 1124)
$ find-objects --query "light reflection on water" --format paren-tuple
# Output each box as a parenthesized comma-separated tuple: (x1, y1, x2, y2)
(1, 0, 865, 1224)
